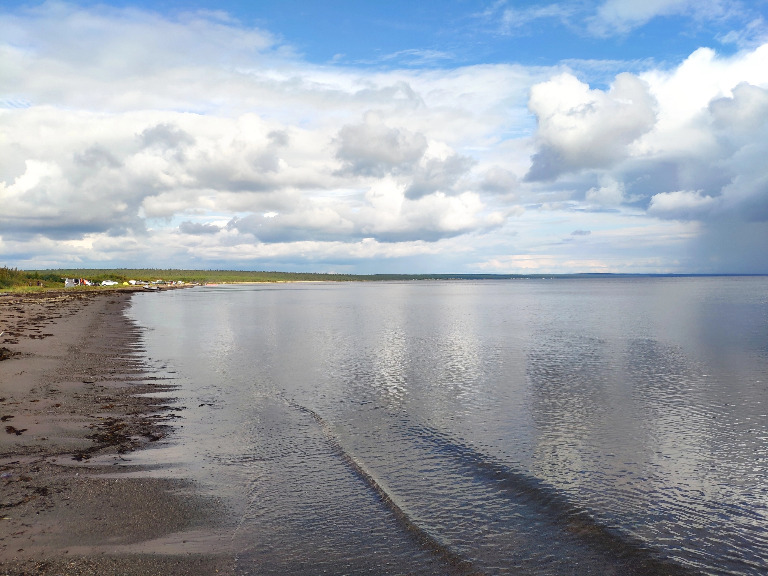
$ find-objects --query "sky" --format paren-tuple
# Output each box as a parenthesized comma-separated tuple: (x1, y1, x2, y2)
(1, 0, 768, 274)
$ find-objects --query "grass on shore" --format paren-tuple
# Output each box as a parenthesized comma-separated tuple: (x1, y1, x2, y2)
(3, 266, 660, 293)
(0, 266, 188, 292)
(11, 268, 548, 288)
(40, 269, 372, 284)
(1, 267, 427, 291)
(0, 267, 65, 290)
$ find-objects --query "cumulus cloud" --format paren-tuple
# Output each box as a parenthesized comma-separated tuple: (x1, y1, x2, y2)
(0, 3, 542, 272)
(709, 81, 768, 150)
(525, 72, 656, 181)
(632, 57, 768, 224)
(0, 3, 282, 114)
(334, 117, 427, 177)
(528, 46, 768, 209)
(480, 166, 519, 194)
(179, 221, 222, 235)
(648, 190, 717, 219)
(74, 145, 122, 169)
(140, 123, 196, 151)
(405, 153, 476, 199)
(1, 2, 767, 273)
(372, 193, 501, 242)
(520, 42, 768, 271)
(0, 128, 144, 240)
(585, 176, 626, 207)
(229, 207, 355, 243)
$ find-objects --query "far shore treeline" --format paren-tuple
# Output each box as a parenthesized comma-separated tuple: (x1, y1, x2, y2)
(0, 266, 604, 290)
(1, 266, 762, 292)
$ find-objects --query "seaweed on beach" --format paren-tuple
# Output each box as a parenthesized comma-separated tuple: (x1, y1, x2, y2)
(0, 346, 18, 361)
(74, 412, 172, 461)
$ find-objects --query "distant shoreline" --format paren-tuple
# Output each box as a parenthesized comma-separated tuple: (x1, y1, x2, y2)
(3, 268, 766, 295)
(18, 268, 768, 285)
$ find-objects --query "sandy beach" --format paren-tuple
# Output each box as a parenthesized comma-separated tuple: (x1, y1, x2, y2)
(0, 290, 234, 575)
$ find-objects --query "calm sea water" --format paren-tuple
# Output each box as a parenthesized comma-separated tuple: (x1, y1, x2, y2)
(127, 278, 768, 575)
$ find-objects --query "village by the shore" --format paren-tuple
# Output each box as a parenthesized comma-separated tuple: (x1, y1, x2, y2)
(62, 277, 191, 289)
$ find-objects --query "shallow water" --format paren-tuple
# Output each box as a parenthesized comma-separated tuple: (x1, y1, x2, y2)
(128, 277, 768, 575)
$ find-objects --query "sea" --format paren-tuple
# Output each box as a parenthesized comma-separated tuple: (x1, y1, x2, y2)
(126, 277, 768, 575)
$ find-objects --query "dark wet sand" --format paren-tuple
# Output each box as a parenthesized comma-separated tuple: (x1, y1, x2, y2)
(0, 289, 235, 575)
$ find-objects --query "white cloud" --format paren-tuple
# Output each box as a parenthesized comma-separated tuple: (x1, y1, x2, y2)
(378, 49, 455, 66)
(521, 41, 768, 272)
(589, 0, 728, 35)
(480, 166, 519, 195)
(586, 177, 625, 207)
(488, 0, 751, 42)
(1, 3, 767, 273)
(405, 153, 476, 199)
(181, 235, 452, 265)
(0, 2, 543, 270)
(498, 3, 577, 33)
(631, 49, 768, 226)
(526, 72, 656, 180)
(649, 190, 717, 219)
(179, 221, 222, 235)
(718, 17, 768, 49)
(637, 45, 768, 155)
(334, 116, 427, 177)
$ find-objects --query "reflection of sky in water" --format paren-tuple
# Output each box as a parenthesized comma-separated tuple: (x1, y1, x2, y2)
(372, 328, 408, 405)
(514, 279, 768, 572)
(128, 278, 768, 575)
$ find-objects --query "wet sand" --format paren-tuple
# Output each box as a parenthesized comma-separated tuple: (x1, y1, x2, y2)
(0, 290, 235, 575)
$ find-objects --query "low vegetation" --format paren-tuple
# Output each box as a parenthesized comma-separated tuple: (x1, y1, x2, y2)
(45, 269, 370, 284)
(1, 266, 631, 292)
(0, 267, 401, 290)
(0, 267, 64, 290)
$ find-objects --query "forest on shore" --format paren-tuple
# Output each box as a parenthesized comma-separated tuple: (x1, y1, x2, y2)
(2, 266, 731, 292)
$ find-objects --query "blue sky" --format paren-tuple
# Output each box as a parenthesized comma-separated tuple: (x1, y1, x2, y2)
(28, 0, 755, 68)
(1, 0, 767, 273)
